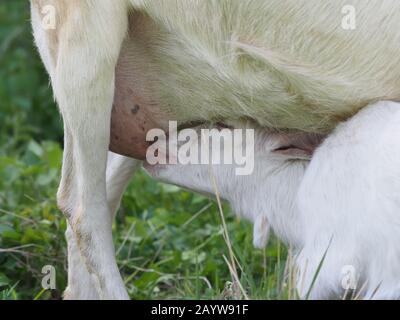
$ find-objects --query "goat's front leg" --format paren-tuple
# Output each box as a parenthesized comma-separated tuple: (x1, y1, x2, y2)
(53, 2, 130, 299)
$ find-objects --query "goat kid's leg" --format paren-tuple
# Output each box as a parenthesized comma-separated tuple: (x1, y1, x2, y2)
(53, 2, 130, 299)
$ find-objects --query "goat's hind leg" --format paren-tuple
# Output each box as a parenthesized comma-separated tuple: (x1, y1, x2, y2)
(53, 2, 130, 299)
(64, 151, 141, 300)
(106, 152, 142, 217)
(58, 124, 100, 300)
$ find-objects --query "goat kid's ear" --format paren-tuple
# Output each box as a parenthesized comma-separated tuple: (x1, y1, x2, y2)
(272, 132, 325, 160)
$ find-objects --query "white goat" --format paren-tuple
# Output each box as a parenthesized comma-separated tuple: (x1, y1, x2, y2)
(30, 0, 400, 299)
(145, 101, 400, 299)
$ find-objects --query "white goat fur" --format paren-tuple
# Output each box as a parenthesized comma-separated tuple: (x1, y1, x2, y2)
(146, 101, 400, 299)
(29, 0, 400, 299)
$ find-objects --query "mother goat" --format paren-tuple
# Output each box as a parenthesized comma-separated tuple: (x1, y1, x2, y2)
(30, 0, 400, 299)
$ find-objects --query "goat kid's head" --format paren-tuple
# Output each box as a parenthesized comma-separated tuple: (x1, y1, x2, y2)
(144, 122, 323, 247)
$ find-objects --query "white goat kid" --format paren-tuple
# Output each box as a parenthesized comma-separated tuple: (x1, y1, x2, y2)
(145, 101, 400, 299)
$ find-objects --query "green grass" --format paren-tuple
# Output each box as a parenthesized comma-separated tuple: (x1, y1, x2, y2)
(0, 0, 290, 300)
